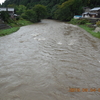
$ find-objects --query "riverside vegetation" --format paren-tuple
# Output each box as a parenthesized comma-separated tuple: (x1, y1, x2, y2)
(0, 19, 32, 36)
(70, 18, 100, 39)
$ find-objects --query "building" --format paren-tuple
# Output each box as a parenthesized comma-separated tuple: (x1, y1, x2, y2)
(0, 8, 14, 18)
(82, 7, 100, 18)
(89, 7, 100, 18)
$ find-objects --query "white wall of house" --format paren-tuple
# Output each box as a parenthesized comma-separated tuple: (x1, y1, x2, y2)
(0, 8, 14, 12)
(0, 8, 6, 11)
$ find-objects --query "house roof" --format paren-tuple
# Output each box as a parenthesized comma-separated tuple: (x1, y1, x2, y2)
(90, 7, 100, 11)
(0, 8, 14, 12)
(82, 12, 89, 14)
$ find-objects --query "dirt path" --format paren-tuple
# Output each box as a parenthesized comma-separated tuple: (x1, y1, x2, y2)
(0, 19, 100, 100)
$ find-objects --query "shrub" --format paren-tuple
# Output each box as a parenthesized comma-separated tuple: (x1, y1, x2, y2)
(0, 11, 10, 23)
(86, 22, 91, 26)
(96, 20, 100, 27)
(16, 16, 20, 20)
(85, 22, 96, 29)
(78, 19, 90, 25)
(70, 18, 90, 25)
(70, 18, 80, 24)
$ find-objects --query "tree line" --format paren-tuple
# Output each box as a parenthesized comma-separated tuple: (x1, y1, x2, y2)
(0, 0, 100, 22)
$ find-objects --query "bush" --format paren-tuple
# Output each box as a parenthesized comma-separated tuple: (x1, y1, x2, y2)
(96, 20, 100, 27)
(78, 19, 90, 25)
(0, 11, 10, 23)
(70, 18, 90, 25)
(86, 23, 91, 25)
(70, 18, 80, 24)
(16, 16, 20, 20)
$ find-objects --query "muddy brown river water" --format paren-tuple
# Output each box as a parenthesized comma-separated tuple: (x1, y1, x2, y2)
(0, 19, 100, 100)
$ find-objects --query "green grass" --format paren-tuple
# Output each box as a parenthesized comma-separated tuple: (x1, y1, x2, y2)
(0, 27, 20, 36)
(15, 19, 33, 26)
(0, 19, 33, 36)
(79, 25, 100, 39)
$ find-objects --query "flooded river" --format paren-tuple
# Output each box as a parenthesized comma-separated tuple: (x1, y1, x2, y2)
(0, 19, 100, 100)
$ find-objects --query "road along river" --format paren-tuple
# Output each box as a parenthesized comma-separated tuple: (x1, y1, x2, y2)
(0, 19, 100, 100)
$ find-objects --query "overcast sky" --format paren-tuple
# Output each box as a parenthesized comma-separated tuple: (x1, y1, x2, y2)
(0, 0, 5, 4)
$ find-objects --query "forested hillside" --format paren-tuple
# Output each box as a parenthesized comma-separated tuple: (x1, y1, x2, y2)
(2, 0, 100, 7)
(1, 0, 100, 21)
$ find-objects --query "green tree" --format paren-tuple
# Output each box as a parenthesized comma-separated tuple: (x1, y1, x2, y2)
(16, 5, 26, 15)
(72, 0, 83, 15)
(2, 0, 100, 22)
(33, 4, 47, 21)
(7, 4, 16, 7)
(54, 0, 74, 21)
(51, 4, 59, 19)
(22, 4, 47, 22)
(22, 9, 37, 22)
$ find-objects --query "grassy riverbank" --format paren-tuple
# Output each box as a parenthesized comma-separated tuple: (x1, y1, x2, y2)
(79, 25, 100, 38)
(0, 27, 20, 36)
(0, 19, 32, 36)
(70, 18, 100, 39)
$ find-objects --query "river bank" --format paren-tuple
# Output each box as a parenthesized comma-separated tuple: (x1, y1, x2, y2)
(70, 18, 100, 39)
(0, 19, 32, 36)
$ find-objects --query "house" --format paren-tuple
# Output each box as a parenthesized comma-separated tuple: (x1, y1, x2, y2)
(0, 8, 14, 18)
(89, 7, 100, 18)
(82, 7, 100, 18)
(82, 7, 90, 18)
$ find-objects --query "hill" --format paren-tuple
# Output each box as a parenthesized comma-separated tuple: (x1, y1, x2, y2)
(1, 0, 100, 21)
